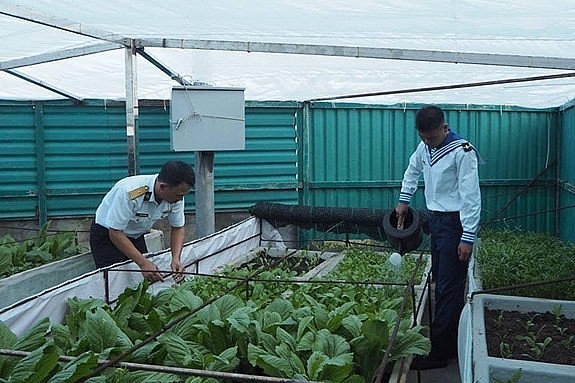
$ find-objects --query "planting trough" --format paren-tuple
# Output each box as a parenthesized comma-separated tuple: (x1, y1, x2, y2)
(460, 246, 575, 383)
(0, 217, 432, 383)
(223, 245, 432, 383)
(467, 293, 575, 383)
(0, 229, 164, 310)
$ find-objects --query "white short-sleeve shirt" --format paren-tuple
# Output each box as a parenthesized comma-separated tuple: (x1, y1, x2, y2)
(95, 174, 186, 238)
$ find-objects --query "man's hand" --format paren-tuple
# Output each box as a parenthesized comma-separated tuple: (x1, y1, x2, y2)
(108, 229, 164, 282)
(171, 259, 185, 283)
(458, 242, 473, 262)
(395, 203, 409, 230)
(138, 258, 164, 282)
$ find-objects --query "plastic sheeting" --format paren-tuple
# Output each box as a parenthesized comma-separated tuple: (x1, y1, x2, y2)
(458, 247, 481, 382)
(0, 229, 165, 310)
(0, 253, 96, 310)
(1, 0, 575, 107)
(0, 217, 287, 336)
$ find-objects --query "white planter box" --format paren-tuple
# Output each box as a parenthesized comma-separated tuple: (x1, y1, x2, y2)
(459, 246, 575, 382)
(468, 294, 575, 383)
(0, 251, 95, 309)
(0, 230, 165, 310)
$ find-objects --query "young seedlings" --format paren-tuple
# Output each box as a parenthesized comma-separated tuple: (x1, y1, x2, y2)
(493, 309, 505, 327)
(561, 335, 574, 349)
(517, 335, 552, 361)
(499, 341, 514, 359)
(552, 304, 564, 321)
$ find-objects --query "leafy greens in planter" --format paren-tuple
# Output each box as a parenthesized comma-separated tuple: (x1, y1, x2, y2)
(329, 247, 427, 283)
(0, 221, 86, 279)
(476, 229, 575, 299)
(0, 247, 430, 382)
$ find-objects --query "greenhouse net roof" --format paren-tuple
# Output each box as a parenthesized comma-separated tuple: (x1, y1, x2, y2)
(1, 0, 574, 107)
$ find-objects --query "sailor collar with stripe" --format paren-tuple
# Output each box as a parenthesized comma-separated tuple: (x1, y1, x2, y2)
(426, 131, 467, 167)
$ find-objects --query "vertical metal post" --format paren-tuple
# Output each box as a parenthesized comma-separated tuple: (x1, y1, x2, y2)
(299, 101, 311, 206)
(195, 151, 215, 238)
(125, 39, 139, 176)
(34, 102, 47, 226)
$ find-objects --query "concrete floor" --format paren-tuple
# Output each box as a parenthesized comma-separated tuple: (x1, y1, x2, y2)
(405, 357, 461, 383)
(404, 281, 463, 383)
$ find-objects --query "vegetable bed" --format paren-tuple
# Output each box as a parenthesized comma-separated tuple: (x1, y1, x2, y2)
(0, 222, 85, 279)
(469, 294, 575, 383)
(459, 229, 575, 383)
(0, 245, 432, 383)
(475, 229, 575, 299)
(485, 306, 575, 365)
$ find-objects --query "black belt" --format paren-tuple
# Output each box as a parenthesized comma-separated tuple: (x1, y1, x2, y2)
(431, 211, 459, 216)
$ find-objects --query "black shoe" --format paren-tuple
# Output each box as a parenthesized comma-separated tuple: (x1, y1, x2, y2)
(410, 355, 448, 370)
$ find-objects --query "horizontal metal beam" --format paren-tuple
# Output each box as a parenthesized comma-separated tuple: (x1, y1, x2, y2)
(2, 1, 575, 72)
(307, 179, 555, 189)
(0, 349, 310, 383)
(0, 1, 126, 43)
(3, 2, 574, 73)
(136, 38, 575, 70)
(308, 72, 575, 102)
(5, 69, 83, 101)
(0, 42, 122, 70)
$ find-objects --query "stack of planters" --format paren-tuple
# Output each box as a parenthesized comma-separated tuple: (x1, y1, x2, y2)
(460, 229, 575, 383)
(0, 246, 432, 383)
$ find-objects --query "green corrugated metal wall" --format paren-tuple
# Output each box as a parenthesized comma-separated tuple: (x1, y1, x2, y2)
(1, 101, 38, 219)
(0, 99, 299, 220)
(559, 103, 575, 243)
(299, 102, 559, 235)
(1, 98, 572, 240)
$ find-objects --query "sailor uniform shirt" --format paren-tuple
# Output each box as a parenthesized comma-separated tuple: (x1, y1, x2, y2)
(398, 131, 481, 245)
(95, 174, 185, 238)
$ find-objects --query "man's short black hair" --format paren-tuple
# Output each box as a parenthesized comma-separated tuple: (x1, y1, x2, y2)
(158, 161, 195, 188)
(416, 105, 445, 132)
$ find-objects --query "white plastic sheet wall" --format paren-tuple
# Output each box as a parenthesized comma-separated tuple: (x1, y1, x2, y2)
(0, 217, 286, 336)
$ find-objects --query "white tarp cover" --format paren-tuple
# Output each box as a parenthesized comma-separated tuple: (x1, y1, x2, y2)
(0, 217, 287, 336)
(1, 0, 574, 108)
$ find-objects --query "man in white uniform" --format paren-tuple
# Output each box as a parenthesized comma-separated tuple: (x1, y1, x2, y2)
(395, 105, 481, 370)
(90, 160, 195, 282)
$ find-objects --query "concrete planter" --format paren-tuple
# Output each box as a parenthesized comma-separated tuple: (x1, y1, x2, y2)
(0, 251, 95, 309)
(468, 293, 575, 383)
(0, 230, 164, 310)
(459, 249, 575, 383)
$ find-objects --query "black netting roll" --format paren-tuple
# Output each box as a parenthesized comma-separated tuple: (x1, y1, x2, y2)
(249, 201, 392, 241)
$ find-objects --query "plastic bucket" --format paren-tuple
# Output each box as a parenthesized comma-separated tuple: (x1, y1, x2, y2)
(382, 207, 423, 254)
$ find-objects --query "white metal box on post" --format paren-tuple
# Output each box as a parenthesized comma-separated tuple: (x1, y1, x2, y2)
(170, 86, 245, 151)
(169, 85, 245, 239)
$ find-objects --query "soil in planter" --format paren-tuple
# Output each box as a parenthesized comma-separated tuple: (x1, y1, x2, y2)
(485, 308, 575, 365)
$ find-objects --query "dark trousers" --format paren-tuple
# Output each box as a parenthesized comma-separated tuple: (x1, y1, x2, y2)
(428, 212, 468, 359)
(89, 221, 148, 268)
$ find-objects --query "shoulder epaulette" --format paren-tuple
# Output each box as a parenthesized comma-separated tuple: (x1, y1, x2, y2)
(128, 185, 149, 200)
(462, 142, 473, 152)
